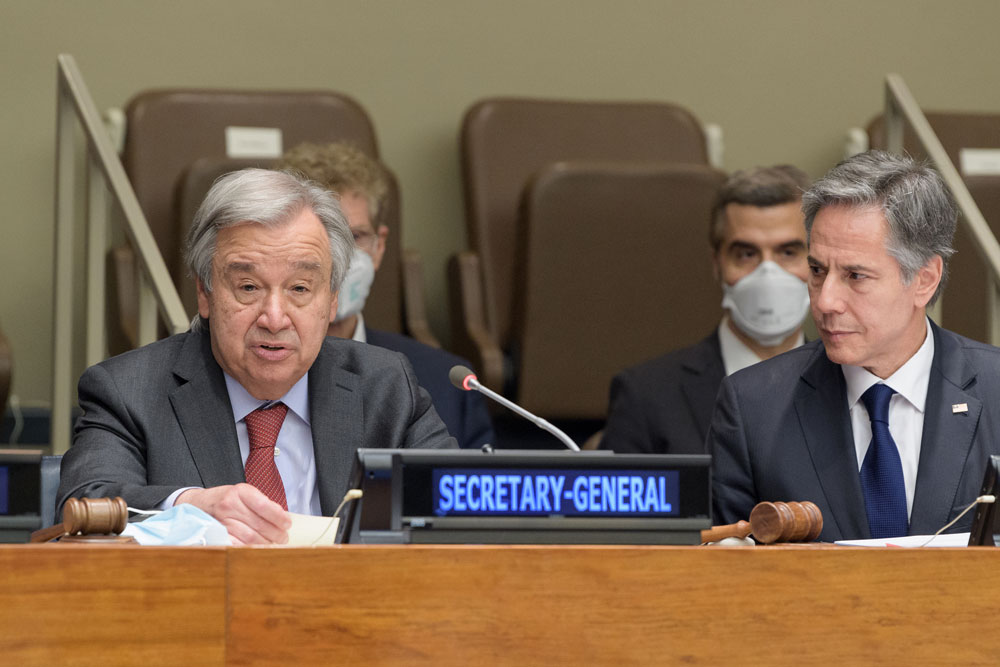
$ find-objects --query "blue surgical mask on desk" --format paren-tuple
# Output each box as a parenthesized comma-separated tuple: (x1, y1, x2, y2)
(120, 504, 231, 546)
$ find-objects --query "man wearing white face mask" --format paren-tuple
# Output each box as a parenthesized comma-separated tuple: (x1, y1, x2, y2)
(277, 143, 495, 450)
(601, 165, 811, 454)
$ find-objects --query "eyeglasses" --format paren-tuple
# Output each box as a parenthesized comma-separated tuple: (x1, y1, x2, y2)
(352, 228, 378, 252)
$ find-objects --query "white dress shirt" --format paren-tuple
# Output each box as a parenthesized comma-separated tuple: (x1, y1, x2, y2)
(351, 312, 367, 343)
(842, 318, 934, 520)
(718, 316, 805, 376)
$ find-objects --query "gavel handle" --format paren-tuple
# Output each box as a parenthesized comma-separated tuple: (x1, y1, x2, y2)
(700, 520, 752, 543)
(30, 524, 67, 543)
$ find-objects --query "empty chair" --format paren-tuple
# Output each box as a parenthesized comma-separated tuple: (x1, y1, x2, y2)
(453, 97, 710, 392)
(512, 161, 726, 419)
(867, 111, 1000, 166)
(869, 112, 1000, 343)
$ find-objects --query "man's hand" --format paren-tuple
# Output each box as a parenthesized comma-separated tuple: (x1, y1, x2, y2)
(176, 484, 291, 545)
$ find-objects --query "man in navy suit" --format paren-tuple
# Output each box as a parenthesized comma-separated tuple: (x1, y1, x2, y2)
(602, 165, 811, 454)
(278, 143, 494, 449)
(710, 150, 1000, 541)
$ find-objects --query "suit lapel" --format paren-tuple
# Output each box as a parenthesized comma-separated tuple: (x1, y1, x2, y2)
(168, 330, 244, 487)
(680, 333, 726, 440)
(794, 347, 870, 539)
(910, 324, 982, 534)
(309, 340, 363, 515)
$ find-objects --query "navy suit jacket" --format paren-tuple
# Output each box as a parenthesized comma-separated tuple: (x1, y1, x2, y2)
(710, 322, 1000, 541)
(601, 331, 723, 455)
(58, 328, 457, 515)
(366, 328, 495, 449)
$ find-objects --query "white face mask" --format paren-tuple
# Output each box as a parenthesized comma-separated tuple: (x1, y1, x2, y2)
(721, 260, 809, 347)
(335, 248, 375, 323)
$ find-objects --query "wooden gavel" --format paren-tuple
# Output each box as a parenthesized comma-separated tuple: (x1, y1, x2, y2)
(30, 496, 131, 543)
(700, 501, 823, 544)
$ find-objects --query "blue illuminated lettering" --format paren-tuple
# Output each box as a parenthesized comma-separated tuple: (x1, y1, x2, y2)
(571, 476, 587, 511)
(644, 476, 659, 512)
(549, 476, 565, 512)
(439, 471, 676, 516)
(454, 474, 468, 511)
(496, 475, 509, 511)
(537, 476, 552, 511)
(508, 476, 521, 511)
(439, 475, 454, 512)
(481, 475, 495, 511)
(467, 476, 480, 511)
(630, 477, 643, 512)
(601, 476, 616, 512)
(521, 475, 536, 511)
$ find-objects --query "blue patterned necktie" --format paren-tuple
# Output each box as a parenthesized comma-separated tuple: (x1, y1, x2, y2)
(859, 383, 908, 538)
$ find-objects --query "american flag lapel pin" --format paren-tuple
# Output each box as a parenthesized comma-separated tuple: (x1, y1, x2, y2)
(952, 403, 969, 414)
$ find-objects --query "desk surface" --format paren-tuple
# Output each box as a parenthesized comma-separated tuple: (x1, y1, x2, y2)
(1, 544, 996, 665)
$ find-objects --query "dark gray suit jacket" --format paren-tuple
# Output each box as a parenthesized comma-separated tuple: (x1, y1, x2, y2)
(366, 327, 495, 449)
(601, 331, 724, 455)
(710, 322, 1000, 541)
(57, 328, 456, 516)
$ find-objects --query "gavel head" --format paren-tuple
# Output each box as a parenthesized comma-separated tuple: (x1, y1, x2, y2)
(749, 501, 823, 544)
(62, 497, 129, 536)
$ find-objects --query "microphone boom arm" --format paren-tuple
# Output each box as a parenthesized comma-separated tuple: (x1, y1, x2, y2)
(466, 376, 581, 452)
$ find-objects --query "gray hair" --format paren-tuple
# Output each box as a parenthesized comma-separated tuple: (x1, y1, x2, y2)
(802, 150, 956, 306)
(710, 164, 811, 252)
(185, 168, 354, 329)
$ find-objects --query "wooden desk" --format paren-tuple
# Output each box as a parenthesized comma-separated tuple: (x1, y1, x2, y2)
(2, 545, 997, 665)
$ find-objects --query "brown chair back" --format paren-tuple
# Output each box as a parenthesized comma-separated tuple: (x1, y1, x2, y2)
(950, 175, 1000, 342)
(461, 98, 709, 353)
(514, 162, 725, 419)
(869, 112, 1000, 342)
(868, 112, 1000, 166)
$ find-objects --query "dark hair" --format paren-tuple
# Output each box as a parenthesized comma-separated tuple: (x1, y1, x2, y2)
(709, 164, 811, 251)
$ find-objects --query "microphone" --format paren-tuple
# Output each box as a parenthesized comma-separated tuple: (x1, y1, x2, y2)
(449, 365, 580, 451)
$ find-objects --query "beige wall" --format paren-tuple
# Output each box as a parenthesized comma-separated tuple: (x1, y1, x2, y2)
(3, 0, 1000, 407)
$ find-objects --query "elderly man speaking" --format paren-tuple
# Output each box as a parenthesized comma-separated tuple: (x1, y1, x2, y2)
(58, 169, 456, 544)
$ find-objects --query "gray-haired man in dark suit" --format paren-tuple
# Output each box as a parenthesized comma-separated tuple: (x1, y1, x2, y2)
(711, 151, 1000, 541)
(58, 169, 456, 544)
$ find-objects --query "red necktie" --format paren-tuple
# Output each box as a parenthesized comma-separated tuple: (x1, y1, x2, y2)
(244, 403, 289, 510)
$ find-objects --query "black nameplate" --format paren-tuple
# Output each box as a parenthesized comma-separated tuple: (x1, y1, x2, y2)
(341, 449, 711, 545)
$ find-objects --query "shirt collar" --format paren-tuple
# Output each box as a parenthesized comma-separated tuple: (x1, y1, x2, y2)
(842, 317, 934, 412)
(224, 371, 311, 426)
(718, 315, 804, 376)
(352, 312, 367, 343)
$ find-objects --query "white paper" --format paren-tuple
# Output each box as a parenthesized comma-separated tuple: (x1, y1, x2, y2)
(835, 532, 970, 548)
(960, 149, 1000, 176)
(285, 512, 340, 546)
(225, 126, 283, 158)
